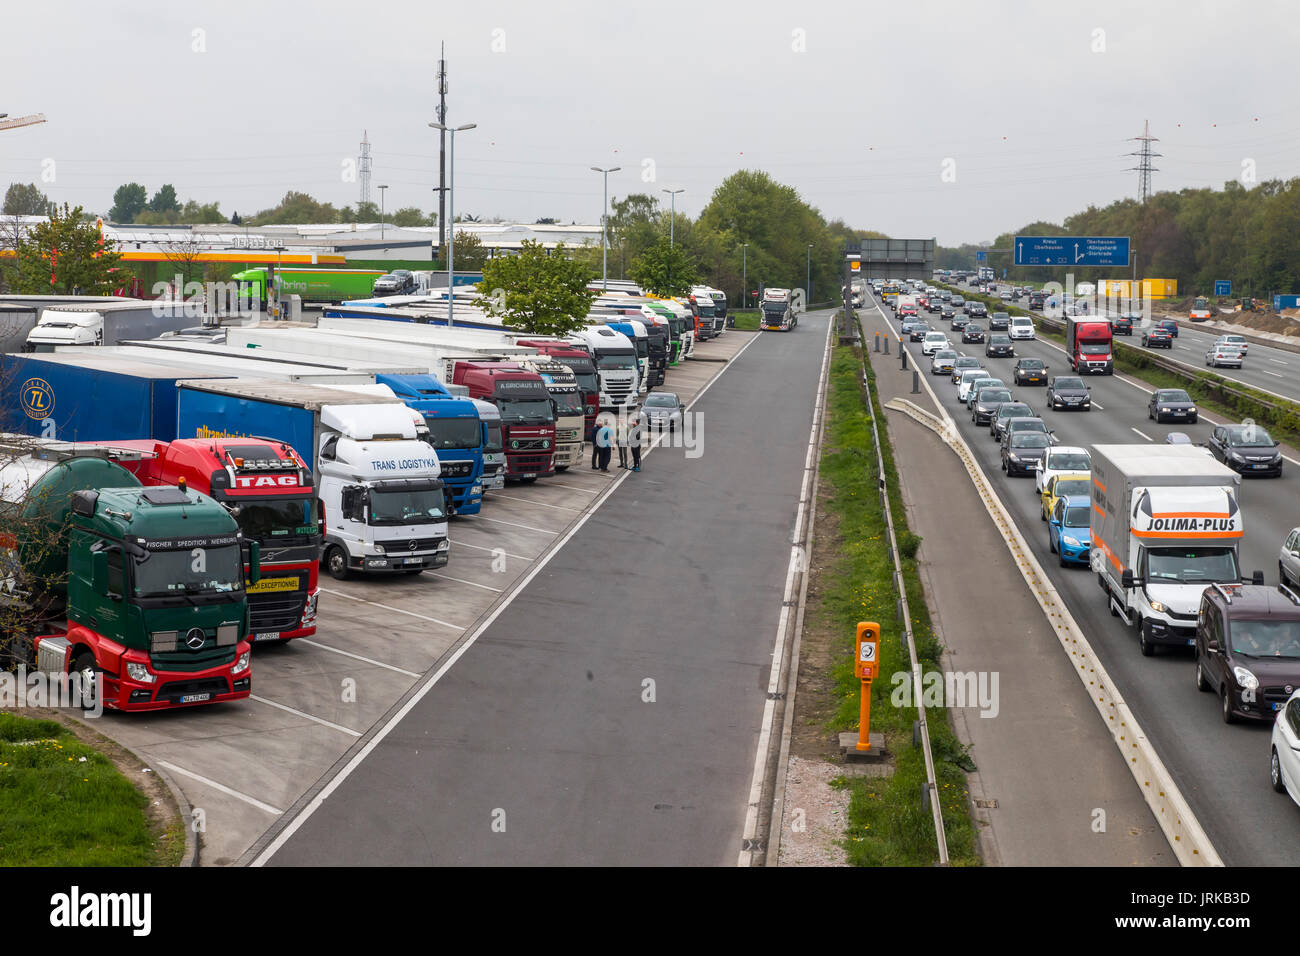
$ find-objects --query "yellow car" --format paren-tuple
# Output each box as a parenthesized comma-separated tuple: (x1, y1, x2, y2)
(1040, 472, 1091, 522)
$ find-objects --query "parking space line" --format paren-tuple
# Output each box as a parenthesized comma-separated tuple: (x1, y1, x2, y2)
(251, 695, 363, 737)
(470, 515, 560, 534)
(426, 572, 503, 593)
(448, 539, 533, 562)
(487, 494, 583, 513)
(297, 640, 422, 677)
(158, 761, 283, 815)
(544, 481, 600, 493)
(1130, 427, 1153, 441)
(318, 587, 465, 630)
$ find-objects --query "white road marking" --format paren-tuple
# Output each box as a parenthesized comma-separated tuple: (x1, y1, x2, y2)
(297, 639, 422, 678)
(448, 539, 533, 562)
(318, 587, 464, 631)
(1263, 370, 1285, 378)
(1091, 400, 1104, 410)
(488, 494, 583, 513)
(251, 695, 363, 737)
(158, 761, 283, 815)
(544, 481, 600, 493)
(426, 572, 503, 593)
(1130, 427, 1153, 441)
(469, 515, 560, 534)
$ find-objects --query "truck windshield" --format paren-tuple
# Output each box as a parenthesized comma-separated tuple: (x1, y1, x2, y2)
(1231, 620, 1300, 659)
(423, 417, 483, 450)
(553, 394, 584, 417)
(596, 353, 638, 370)
(1081, 344, 1111, 354)
(498, 399, 553, 424)
(1146, 547, 1239, 584)
(369, 488, 446, 525)
(484, 423, 503, 453)
(134, 545, 243, 597)
(234, 498, 315, 539)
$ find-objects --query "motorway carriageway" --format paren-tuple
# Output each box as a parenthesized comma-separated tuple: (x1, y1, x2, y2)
(84, 330, 757, 866)
(257, 311, 832, 866)
(883, 292, 1300, 865)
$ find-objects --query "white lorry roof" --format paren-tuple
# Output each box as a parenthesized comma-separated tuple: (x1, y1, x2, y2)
(1091, 444, 1238, 481)
(176, 377, 405, 411)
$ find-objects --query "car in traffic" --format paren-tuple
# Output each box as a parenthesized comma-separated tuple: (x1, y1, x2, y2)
(1111, 312, 1139, 335)
(985, 333, 1014, 358)
(1047, 495, 1093, 566)
(951, 312, 969, 330)
(1045, 375, 1091, 411)
(899, 303, 919, 320)
(909, 323, 933, 342)
(1156, 319, 1179, 338)
(900, 318, 927, 337)
(950, 296, 965, 310)
(961, 323, 985, 344)
(960, 374, 1002, 404)
(1148, 388, 1198, 424)
(950, 356, 984, 382)
(939, 291, 953, 302)
(989, 401, 1037, 441)
(1028, 292, 1047, 310)
(930, 349, 959, 374)
(1207, 423, 1283, 477)
(1002, 429, 1052, 477)
(971, 386, 1014, 424)
(1009, 316, 1035, 340)
(1196, 584, 1300, 724)
(1013, 357, 1048, 386)
(927, 298, 945, 314)
(1040, 472, 1092, 521)
(639, 391, 684, 431)
(1164, 432, 1212, 456)
(1271, 688, 1300, 807)
(1142, 327, 1174, 348)
(921, 331, 951, 355)
(941, 305, 956, 320)
(1035, 445, 1090, 494)
(1280, 528, 1300, 590)
(1003, 416, 1053, 445)
(989, 312, 1011, 331)
(1206, 344, 1244, 367)
(967, 301, 988, 318)
(955, 368, 988, 396)
(1214, 334, 1249, 355)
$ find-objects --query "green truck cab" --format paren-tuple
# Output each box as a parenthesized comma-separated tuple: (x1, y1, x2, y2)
(9, 445, 260, 712)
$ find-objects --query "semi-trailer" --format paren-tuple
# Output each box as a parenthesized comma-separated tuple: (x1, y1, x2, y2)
(24, 300, 194, 352)
(0, 437, 259, 711)
(174, 379, 450, 579)
(450, 362, 556, 481)
(232, 267, 388, 304)
(1090, 444, 1255, 656)
(53, 344, 394, 387)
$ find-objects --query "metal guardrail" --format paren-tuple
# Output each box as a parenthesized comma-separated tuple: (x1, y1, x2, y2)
(853, 318, 950, 865)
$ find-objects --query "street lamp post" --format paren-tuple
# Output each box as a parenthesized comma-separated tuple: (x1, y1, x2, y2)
(377, 184, 388, 243)
(429, 121, 477, 325)
(742, 243, 748, 313)
(806, 244, 812, 304)
(662, 188, 684, 247)
(591, 166, 621, 291)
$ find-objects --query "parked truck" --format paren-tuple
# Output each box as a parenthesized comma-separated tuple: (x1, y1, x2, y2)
(451, 362, 556, 481)
(567, 326, 640, 409)
(93, 437, 321, 644)
(174, 379, 450, 579)
(1065, 314, 1114, 375)
(513, 340, 600, 441)
(761, 289, 797, 331)
(470, 398, 506, 491)
(0, 437, 258, 711)
(507, 359, 585, 470)
(233, 267, 388, 305)
(600, 320, 650, 396)
(24, 300, 194, 352)
(1090, 444, 1256, 656)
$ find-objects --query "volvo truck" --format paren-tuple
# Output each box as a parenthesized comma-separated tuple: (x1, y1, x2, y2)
(450, 362, 556, 481)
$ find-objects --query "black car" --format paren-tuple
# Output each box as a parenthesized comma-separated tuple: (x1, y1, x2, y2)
(971, 386, 1014, 425)
(985, 333, 1014, 358)
(990, 402, 1036, 442)
(1013, 357, 1048, 386)
(927, 299, 944, 314)
(989, 312, 1010, 331)
(1045, 375, 1091, 411)
(1028, 293, 1046, 310)
(1142, 327, 1173, 348)
(1111, 313, 1137, 335)
(1207, 423, 1283, 477)
(939, 291, 953, 302)
(1195, 584, 1300, 723)
(941, 305, 956, 320)
(1002, 429, 1052, 477)
(900, 319, 927, 337)
(962, 323, 985, 344)
(908, 323, 932, 342)
(1148, 388, 1198, 424)
(951, 313, 969, 330)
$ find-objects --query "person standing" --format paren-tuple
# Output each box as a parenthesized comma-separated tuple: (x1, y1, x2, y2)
(594, 413, 614, 472)
(615, 414, 630, 469)
(629, 418, 645, 473)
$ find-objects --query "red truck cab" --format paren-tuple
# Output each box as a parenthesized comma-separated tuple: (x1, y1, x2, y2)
(1065, 316, 1114, 375)
(515, 340, 600, 441)
(451, 361, 557, 480)
(101, 438, 321, 643)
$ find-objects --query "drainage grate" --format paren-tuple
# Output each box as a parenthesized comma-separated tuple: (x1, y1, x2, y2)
(974, 798, 999, 809)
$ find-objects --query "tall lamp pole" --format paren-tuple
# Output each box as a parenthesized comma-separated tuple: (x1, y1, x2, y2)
(591, 166, 620, 291)
(662, 188, 684, 247)
(377, 184, 388, 242)
(429, 121, 477, 325)
(742, 243, 748, 311)
(806, 244, 813, 304)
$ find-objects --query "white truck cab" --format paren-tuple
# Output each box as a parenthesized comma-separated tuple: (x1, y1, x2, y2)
(568, 326, 640, 409)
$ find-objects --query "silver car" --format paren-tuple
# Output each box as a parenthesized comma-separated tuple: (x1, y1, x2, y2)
(639, 391, 683, 431)
(1282, 528, 1300, 589)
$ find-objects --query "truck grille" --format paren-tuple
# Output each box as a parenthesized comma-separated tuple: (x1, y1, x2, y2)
(249, 593, 306, 632)
(606, 381, 635, 404)
(509, 453, 552, 473)
(439, 460, 475, 479)
(557, 427, 581, 442)
(376, 538, 444, 553)
(514, 438, 551, 451)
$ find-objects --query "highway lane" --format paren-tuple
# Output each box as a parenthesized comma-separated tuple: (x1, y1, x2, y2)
(886, 296, 1300, 865)
(263, 313, 832, 866)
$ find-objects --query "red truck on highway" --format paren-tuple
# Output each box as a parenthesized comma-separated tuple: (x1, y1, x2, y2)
(451, 362, 557, 481)
(1065, 315, 1114, 375)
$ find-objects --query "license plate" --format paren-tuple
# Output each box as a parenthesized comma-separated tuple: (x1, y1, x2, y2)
(1173, 411, 1186, 416)
(1273, 703, 1282, 712)
(1254, 464, 1268, 470)
(254, 631, 281, 642)
(180, 693, 211, 704)
(521, 473, 536, 479)
(403, 557, 424, 565)
(1187, 638, 1196, 646)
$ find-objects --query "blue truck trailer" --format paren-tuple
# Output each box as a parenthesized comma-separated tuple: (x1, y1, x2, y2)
(373, 373, 485, 516)
(0, 352, 232, 442)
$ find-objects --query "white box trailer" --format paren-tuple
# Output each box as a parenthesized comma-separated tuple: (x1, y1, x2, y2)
(1090, 444, 1254, 656)
(25, 300, 194, 351)
(117, 337, 426, 376)
(55, 345, 382, 386)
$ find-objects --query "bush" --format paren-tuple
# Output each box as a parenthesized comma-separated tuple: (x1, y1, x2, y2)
(898, 531, 922, 560)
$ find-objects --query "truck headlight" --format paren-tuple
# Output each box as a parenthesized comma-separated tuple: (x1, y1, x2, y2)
(1148, 600, 1166, 613)
(436, 538, 450, 551)
(231, 650, 252, 676)
(126, 661, 157, 684)
(1232, 665, 1258, 690)
(373, 544, 386, 555)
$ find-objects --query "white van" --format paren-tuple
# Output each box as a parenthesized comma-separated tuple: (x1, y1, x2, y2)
(1009, 316, 1036, 340)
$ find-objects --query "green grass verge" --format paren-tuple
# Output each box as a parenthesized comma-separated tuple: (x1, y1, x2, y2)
(814, 342, 978, 866)
(0, 712, 166, 866)
(728, 310, 760, 331)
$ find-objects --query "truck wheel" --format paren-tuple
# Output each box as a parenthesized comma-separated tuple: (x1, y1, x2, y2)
(1221, 687, 1237, 724)
(72, 651, 99, 702)
(325, 545, 351, 581)
(1138, 621, 1155, 657)
(1273, 749, 1288, 793)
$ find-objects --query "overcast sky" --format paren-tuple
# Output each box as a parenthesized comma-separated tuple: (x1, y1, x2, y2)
(3, 0, 1297, 245)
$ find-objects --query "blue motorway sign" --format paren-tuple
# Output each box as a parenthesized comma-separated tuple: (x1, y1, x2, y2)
(1013, 236, 1130, 267)
(976, 250, 987, 263)
(1214, 280, 1231, 296)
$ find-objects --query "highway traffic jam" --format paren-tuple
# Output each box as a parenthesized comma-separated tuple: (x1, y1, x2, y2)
(868, 275, 1300, 852)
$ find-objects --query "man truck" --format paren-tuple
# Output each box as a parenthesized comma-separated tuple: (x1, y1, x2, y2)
(1, 437, 258, 711)
(1090, 444, 1257, 657)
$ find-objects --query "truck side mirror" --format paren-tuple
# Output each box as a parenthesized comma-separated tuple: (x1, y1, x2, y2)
(1251, 569, 1265, 586)
(247, 541, 262, 586)
(1121, 568, 1135, 590)
(1206, 639, 1220, 654)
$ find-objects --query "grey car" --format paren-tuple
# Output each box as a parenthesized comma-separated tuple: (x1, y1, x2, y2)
(972, 387, 1014, 425)
(990, 402, 1037, 441)
(1046, 375, 1092, 411)
(1148, 388, 1197, 424)
(1281, 528, 1300, 589)
(639, 391, 684, 430)
(1002, 429, 1052, 477)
